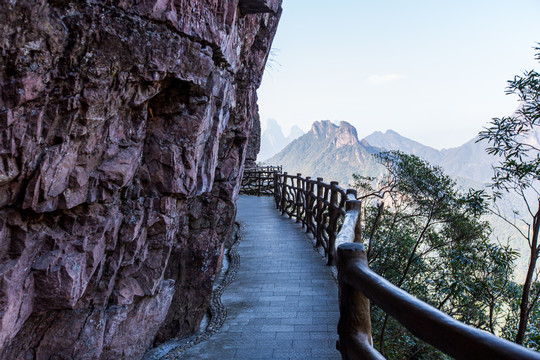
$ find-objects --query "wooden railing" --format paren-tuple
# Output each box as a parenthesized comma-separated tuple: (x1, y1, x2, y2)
(273, 172, 357, 266)
(240, 165, 282, 196)
(335, 200, 540, 360)
(240, 167, 540, 360)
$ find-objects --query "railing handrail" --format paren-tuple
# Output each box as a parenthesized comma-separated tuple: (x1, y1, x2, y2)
(272, 171, 357, 266)
(337, 242, 540, 360)
(239, 166, 540, 359)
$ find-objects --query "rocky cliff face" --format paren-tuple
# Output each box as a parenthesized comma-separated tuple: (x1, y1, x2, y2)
(0, 1, 281, 358)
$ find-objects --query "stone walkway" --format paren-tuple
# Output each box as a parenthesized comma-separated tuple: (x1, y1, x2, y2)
(179, 195, 341, 359)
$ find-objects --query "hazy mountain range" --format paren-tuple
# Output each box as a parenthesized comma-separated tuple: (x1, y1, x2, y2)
(364, 129, 497, 185)
(263, 120, 496, 187)
(261, 120, 533, 280)
(259, 119, 304, 161)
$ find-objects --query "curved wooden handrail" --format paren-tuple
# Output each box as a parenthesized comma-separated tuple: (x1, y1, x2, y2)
(271, 171, 356, 265)
(335, 195, 362, 247)
(241, 166, 540, 360)
(337, 243, 540, 360)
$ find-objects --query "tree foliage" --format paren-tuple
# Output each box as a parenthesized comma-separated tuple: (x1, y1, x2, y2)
(354, 151, 517, 358)
(478, 44, 540, 346)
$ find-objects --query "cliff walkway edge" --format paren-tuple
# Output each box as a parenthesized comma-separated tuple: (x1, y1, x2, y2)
(164, 195, 342, 359)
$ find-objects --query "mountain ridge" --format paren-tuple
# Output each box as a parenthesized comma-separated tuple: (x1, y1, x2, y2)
(266, 120, 384, 186)
(265, 121, 495, 186)
(361, 129, 495, 184)
(259, 119, 305, 161)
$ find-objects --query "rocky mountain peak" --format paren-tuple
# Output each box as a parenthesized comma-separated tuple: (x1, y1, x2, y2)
(309, 120, 359, 148)
(311, 120, 338, 139)
(335, 121, 359, 148)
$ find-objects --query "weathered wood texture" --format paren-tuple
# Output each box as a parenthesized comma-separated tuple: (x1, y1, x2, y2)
(337, 242, 540, 360)
(337, 243, 385, 360)
(240, 166, 282, 196)
(273, 173, 356, 266)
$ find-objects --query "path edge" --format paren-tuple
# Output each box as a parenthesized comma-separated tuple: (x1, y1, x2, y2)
(147, 221, 245, 360)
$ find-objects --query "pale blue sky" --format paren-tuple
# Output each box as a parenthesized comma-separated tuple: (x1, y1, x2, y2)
(257, 0, 540, 149)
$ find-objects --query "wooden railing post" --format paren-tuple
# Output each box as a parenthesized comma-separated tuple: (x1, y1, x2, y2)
(337, 243, 384, 360)
(301, 176, 309, 228)
(345, 199, 362, 244)
(327, 181, 339, 266)
(274, 171, 280, 208)
(281, 172, 288, 215)
(305, 177, 313, 234)
(257, 170, 261, 197)
(315, 177, 324, 248)
(295, 173, 302, 223)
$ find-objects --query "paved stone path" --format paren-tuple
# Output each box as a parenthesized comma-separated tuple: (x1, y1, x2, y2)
(180, 195, 341, 359)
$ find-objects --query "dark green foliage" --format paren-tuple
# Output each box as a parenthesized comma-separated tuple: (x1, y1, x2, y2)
(355, 151, 518, 358)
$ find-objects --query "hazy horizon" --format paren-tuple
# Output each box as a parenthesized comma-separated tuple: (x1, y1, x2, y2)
(257, 0, 540, 150)
(262, 119, 481, 152)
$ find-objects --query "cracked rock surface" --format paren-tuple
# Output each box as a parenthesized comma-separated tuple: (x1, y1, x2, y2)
(0, 1, 281, 358)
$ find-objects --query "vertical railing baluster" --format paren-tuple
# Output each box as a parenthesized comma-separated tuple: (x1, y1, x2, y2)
(295, 173, 302, 223)
(257, 170, 261, 197)
(316, 177, 324, 248)
(274, 172, 279, 209)
(305, 178, 312, 234)
(281, 172, 288, 215)
(327, 181, 339, 266)
(322, 183, 331, 255)
(302, 174, 306, 223)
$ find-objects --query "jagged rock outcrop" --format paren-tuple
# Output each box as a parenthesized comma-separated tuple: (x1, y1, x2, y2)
(0, 1, 281, 359)
(268, 120, 384, 185)
(245, 109, 261, 169)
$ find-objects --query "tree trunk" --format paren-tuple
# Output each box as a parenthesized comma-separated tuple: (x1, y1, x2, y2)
(367, 201, 384, 258)
(515, 199, 540, 344)
(397, 209, 434, 287)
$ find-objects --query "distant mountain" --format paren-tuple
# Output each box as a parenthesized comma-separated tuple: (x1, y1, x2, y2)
(362, 130, 495, 184)
(438, 137, 495, 184)
(267, 120, 384, 187)
(265, 124, 496, 186)
(266, 122, 533, 281)
(258, 119, 305, 161)
(364, 130, 444, 164)
(288, 125, 304, 141)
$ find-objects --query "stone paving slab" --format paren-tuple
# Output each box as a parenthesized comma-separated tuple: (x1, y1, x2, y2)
(179, 195, 341, 359)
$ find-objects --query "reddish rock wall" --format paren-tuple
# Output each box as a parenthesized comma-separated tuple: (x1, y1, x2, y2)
(0, 1, 280, 358)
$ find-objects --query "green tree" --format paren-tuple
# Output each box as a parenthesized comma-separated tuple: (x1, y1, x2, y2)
(478, 44, 540, 345)
(354, 151, 516, 357)
(502, 282, 540, 349)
